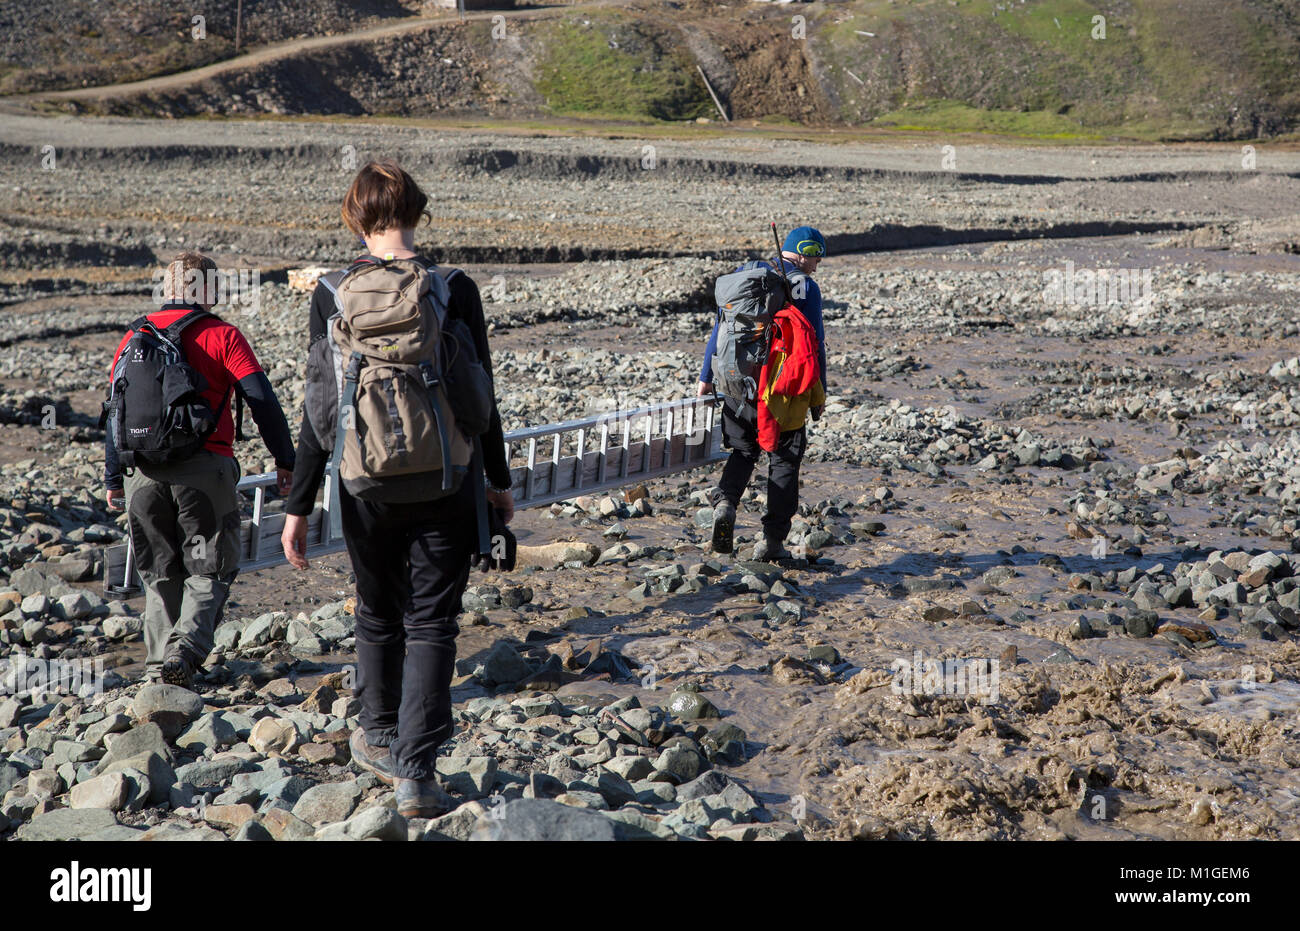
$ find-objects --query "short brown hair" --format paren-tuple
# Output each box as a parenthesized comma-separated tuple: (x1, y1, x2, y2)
(341, 160, 429, 237)
(161, 250, 218, 303)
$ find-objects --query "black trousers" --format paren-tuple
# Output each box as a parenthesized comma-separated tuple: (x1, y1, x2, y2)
(339, 480, 476, 781)
(717, 397, 807, 544)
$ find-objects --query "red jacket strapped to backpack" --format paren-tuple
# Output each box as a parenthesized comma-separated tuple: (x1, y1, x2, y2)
(756, 304, 823, 452)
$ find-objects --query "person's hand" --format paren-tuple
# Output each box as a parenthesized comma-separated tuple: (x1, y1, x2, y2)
(106, 488, 124, 511)
(486, 488, 515, 524)
(276, 468, 293, 496)
(697, 381, 714, 398)
(811, 405, 824, 421)
(281, 514, 309, 569)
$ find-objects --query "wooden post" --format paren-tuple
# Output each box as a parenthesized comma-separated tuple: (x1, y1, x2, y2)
(235, 0, 243, 52)
(696, 65, 730, 122)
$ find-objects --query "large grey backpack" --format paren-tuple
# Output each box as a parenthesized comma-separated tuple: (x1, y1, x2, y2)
(710, 261, 793, 401)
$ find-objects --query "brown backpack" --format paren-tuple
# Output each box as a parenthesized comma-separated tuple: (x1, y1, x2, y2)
(319, 256, 474, 503)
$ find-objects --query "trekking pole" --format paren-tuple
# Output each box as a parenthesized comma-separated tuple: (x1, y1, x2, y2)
(771, 221, 794, 303)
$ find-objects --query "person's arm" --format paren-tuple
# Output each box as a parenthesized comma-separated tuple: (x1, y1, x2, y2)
(219, 325, 294, 492)
(449, 273, 511, 490)
(804, 279, 827, 392)
(104, 424, 124, 508)
(236, 372, 295, 470)
(282, 283, 335, 568)
(699, 315, 721, 391)
(104, 331, 132, 508)
(286, 284, 334, 517)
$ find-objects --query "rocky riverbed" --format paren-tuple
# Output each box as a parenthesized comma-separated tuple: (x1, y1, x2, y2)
(1, 116, 1299, 841)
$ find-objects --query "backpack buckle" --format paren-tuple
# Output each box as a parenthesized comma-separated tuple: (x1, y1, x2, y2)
(419, 361, 439, 388)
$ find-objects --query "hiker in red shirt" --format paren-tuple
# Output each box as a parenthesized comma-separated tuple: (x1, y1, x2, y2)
(104, 251, 296, 688)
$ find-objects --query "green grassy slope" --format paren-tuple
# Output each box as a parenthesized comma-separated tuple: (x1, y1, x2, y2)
(813, 0, 1300, 140)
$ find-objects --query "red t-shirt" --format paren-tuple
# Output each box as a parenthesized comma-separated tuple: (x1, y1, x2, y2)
(110, 306, 263, 458)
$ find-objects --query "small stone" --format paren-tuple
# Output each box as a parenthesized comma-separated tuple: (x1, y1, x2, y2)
(298, 742, 342, 765)
(249, 717, 299, 755)
(420, 801, 488, 841)
(675, 770, 729, 801)
(481, 642, 532, 686)
(1125, 611, 1159, 638)
(95, 723, 171, 773)
(292, 781, 362, 825)
(130, 684, 204, 740)
(339, 805, 407, 841)
(233, 819, 274, 841)
(54, 591, 96, 621)
(603, 755, 654, 782)
(666, 689, 721, 721)
(20, 594, 49, 618)
(654, 746, 704, 784)
(436, 756, 497, 797)
(205, 804, 258, 830)
(103, 615, 144, 640)
(301, 683, 338, 715)
(27, 769, 64, 800)
(16, 807, 117, 841)
(70, 772, 130, 811)
(469, 798, 617, 841)
(257, 774, 312, 812)
(176, 713, 237, 752)
(258, 807, 316, 841)
(137, 823, 226, 841)
(1156, 619, 1216, 643)
(593, 769, 638, 807)
(98, 752, 175, 806)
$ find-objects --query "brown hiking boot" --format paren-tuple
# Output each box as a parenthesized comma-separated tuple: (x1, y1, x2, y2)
(349, 727, 394, 785)
(394, 777, 456, 819)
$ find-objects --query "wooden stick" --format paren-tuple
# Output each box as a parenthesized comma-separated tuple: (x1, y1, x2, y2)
(696, 65, 730, 122)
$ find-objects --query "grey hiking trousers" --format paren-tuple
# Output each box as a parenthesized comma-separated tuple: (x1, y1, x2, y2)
(124, 451, 241, 676)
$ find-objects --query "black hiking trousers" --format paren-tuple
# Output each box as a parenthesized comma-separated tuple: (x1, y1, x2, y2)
(716, 397, 807, 545)
(339, 480, 476, 781)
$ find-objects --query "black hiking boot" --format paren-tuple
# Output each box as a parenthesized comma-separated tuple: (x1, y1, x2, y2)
(751, 537, 792, 563)
(160, 651, 197, 690)
(349, 727, 395, 785)
(711, 500, 737, 555)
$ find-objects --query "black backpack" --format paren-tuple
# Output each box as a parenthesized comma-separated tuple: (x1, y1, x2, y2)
(102, 310, 233, 468)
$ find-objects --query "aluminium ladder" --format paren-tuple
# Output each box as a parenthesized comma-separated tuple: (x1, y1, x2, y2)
(104, 396, 725, 595)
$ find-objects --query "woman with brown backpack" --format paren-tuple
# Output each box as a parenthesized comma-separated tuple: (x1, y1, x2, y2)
(280, 160, 514, 818)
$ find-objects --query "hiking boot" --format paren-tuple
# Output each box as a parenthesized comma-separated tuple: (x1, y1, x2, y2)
(349, 727, 394, 785)
(711, 500, 737, 555)
(394, 777, 456, 819)
(160, 651, 197, 689)
(751, 537, 792, 562)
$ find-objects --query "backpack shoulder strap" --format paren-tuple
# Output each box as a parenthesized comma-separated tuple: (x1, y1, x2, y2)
(317, 269, 348, 315)
(159, 308, 214, 341)
(128, 314, 150, 333)
(317, 269, 347, 296)
(414, 262, 452, 326)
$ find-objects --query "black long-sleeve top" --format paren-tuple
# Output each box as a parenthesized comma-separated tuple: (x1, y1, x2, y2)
(285, 260, 511, 516)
